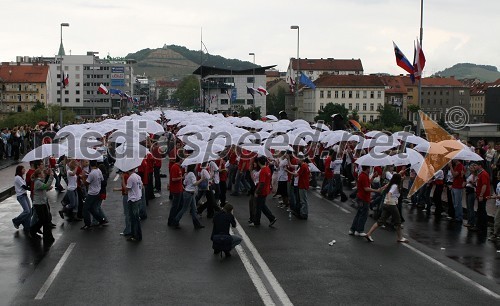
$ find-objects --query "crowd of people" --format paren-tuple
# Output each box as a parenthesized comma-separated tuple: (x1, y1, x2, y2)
(8, 110, 500, 257)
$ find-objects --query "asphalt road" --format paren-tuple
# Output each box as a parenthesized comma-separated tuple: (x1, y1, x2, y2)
(1, 169, 500, 305)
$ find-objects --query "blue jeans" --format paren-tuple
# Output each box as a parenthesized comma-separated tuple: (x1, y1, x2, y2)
(233, 170, 250, 194)
(174, 191, 201, 227)
(350, 199, 369, 232)
(298, 188, 308, 217)
(168, 192, 182, 226)
(128, 199, 142, 240)
(139, 188, 147, 219)
(66, 189, 78, 212)
(84, 194, 105, 226)
(452, 188, 464, 221)
(466, 192, 476, 226)
(13, 194, 31, 229)
(231, 235, 242, 249)
(122, 195, 131, 235)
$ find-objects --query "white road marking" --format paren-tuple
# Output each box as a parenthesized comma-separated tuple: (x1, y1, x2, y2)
(234, 222, 293, 305)
(402, 243, 500, 300)
(35, 243, 76, 300)
(231, 229, 275, 306)
(312, 191, 351, 213)
(113, 174, 120, 182)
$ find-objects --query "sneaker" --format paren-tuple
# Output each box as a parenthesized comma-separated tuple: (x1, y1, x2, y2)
(355, 232, 367, 237)
(269, 218, 277, 227)
(12, 219, 19, 229)
(248, 222, 259, 227)
(348, 230, 354, 235)
(365, 235, 374, 242)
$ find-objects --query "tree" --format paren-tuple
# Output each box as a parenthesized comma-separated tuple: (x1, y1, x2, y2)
(266, 87, 286, 116)
(349, 109, 359, 122)
(314, 103, 348, 123)
(32, 101, 45, 112)
(158, 88, 169, 105)
(236, 106, 261, 119)
(172, 75, 200, 108)
(378, 104, 402, 127)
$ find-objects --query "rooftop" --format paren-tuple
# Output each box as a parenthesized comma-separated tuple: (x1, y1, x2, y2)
(290, 58, 363, 72)
(0, 63, 49, 83)
(314, 74, 384, 88)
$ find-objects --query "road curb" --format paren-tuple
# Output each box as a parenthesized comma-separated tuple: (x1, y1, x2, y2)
(0, 186, 15, 202)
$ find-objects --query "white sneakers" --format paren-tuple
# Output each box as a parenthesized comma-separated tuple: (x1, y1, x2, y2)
(354, 231, 367, 237)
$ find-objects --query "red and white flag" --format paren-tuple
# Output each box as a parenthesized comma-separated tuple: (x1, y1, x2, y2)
(257, 86, 269, 96)
(413, 39, 426, 80)
(97, 84, 109, 94)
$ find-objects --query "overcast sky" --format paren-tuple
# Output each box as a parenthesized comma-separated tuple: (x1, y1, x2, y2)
(1, 0, 498, 76)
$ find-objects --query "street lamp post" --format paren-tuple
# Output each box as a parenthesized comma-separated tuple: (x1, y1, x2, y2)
(290, 25, 299, 119)
(249, 52, 255, 108)
(59, 22, 69, 128)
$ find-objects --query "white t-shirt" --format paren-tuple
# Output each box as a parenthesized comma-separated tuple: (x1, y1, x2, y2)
(209, 161, 220, 184)
(434, 170, 444, 181)
(278, 158, 288, 182)
(86, 168, 103, 196)
(67, 168, 78, 191)
(14, 175, 27, 197)
(252, 170, 261, 185)
(387, 184, 400, 205)
(331, 159, 342, 175)
(385, 171, 393, 181)
(184, 172, 197, 192)
(126, 172, 143, 202)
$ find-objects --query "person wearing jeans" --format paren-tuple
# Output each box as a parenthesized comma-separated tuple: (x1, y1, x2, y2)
(473, 162, 490, 232)
(173, 164, 204, 229)
(250, 156, 277, 227)
(167, 157, 183, 226)
(13, 165, 31, 231)
(126, 168, 143, 241)
(81, 160, 107, 230)
(450, 160, 465, 222)
(350, 166, 380, 236)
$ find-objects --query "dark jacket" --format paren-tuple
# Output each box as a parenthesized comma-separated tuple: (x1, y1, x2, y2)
(211, 211, 236, 240)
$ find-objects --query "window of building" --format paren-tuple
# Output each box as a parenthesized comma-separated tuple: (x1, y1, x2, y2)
(440, 99, 443, 105)
(363, 91, 367, 98)
(348, 91, 352, 98)
(434, 99, 436, 105)
(75, 66, 80, 71)
(76, 98, 80, 102)
(75, 74, 80, 79)
(427, 99, 431, 104)
(76, 90, 80, 94)
(57, 90, 60, 95)
(41, 94, 44, 100)
(355, 103, 359, 110)
(341, 91, 345, 98)
(65, 90, 69, 95)
(334, 91, 338, 98)
(57, 74, 61, 79)
(362, 103, 367, 111)
(370, 103, 374, 111)
(65, 98, 69, 103)
(309, 71, 313, 75)
(220, 99, 228, 105)
(378, 103, 382, 110)
(247, 77, 254, 84)
(362, 115, 366, 122)
(64, 66, 68, 71)
(408, 88, 413, 92)
(370, 91, 374, 99)
(370, 115, 374, 122)
(459, 90, 465, 95)
(247, 99, 254, 105)
(355, 91, 360, 98)
(57, 98, 60, 103)
(377, 91, 381, 99)
(348, 103, 352, 110)
(76, 82, 80, 87)
(320, 103, 324, 110)
(320, 91, 324, 98)
(327, 91, 331, 98)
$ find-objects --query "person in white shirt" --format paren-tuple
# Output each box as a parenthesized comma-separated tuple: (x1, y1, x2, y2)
(197, 162, 218, 218)
(487, 182, 500, 241)
(12, 165, 31, 231)
(173, 164, 205, 229)
(126, 168, 143, 241)
(365, 173, 409, 243)
(276, 152, 289, 208)
(58, 160, 80, 221)
(81, 160, 106, 230)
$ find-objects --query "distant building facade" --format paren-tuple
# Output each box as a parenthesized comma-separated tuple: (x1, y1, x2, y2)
(420, 77, 470, 122)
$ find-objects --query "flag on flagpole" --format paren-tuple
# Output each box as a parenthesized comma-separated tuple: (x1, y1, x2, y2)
(110, 88, 122, 96)
(413, 39, 426, 80)
(97, 84, 109, 94)
(230, 88, 237, 102)
(286, 67, 296, 93)
(61, 73, 69, 88)
(257, 86, 269, 96)
(247, 86, 263, 97)
(299, 72, 316, 89)
(393, 41, 415, 76)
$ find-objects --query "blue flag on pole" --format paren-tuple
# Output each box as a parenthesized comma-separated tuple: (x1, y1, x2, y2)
(231, 88, 237, 102)
(299, 73, 316, 89)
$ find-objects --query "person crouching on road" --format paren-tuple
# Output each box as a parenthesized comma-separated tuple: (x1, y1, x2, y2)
(211, 204, 242, 258)
(365, 173, 409, 243)
(250, 156, 277, 227)
(30, 169, 55, 244)
(126, 168, 143, 242)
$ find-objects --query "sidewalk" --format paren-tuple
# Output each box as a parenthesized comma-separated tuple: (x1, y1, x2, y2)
(0, 158, 28, 201)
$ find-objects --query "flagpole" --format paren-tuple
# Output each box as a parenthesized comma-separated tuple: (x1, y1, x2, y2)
(416, 0, 424, 136)
(200, 27, 204, 112)
(291, 25, 299, 120)
(59, 22, 69, 128)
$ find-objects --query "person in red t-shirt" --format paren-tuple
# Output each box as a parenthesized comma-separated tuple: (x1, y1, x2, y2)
(450, 160, 465, 222)
(321, 150, 333, 196)
(250, 156, 277, 227)
(151, 141, 165, 192)
(168, 156, 184, 226)
(294, 154, 311, 219)
(349, 165, 381, 236)
(473, 162, 490, 231)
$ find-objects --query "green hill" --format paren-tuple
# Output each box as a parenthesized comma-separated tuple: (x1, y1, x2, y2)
(433, 63, 500, 82)
(125, 45, 258, 80)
